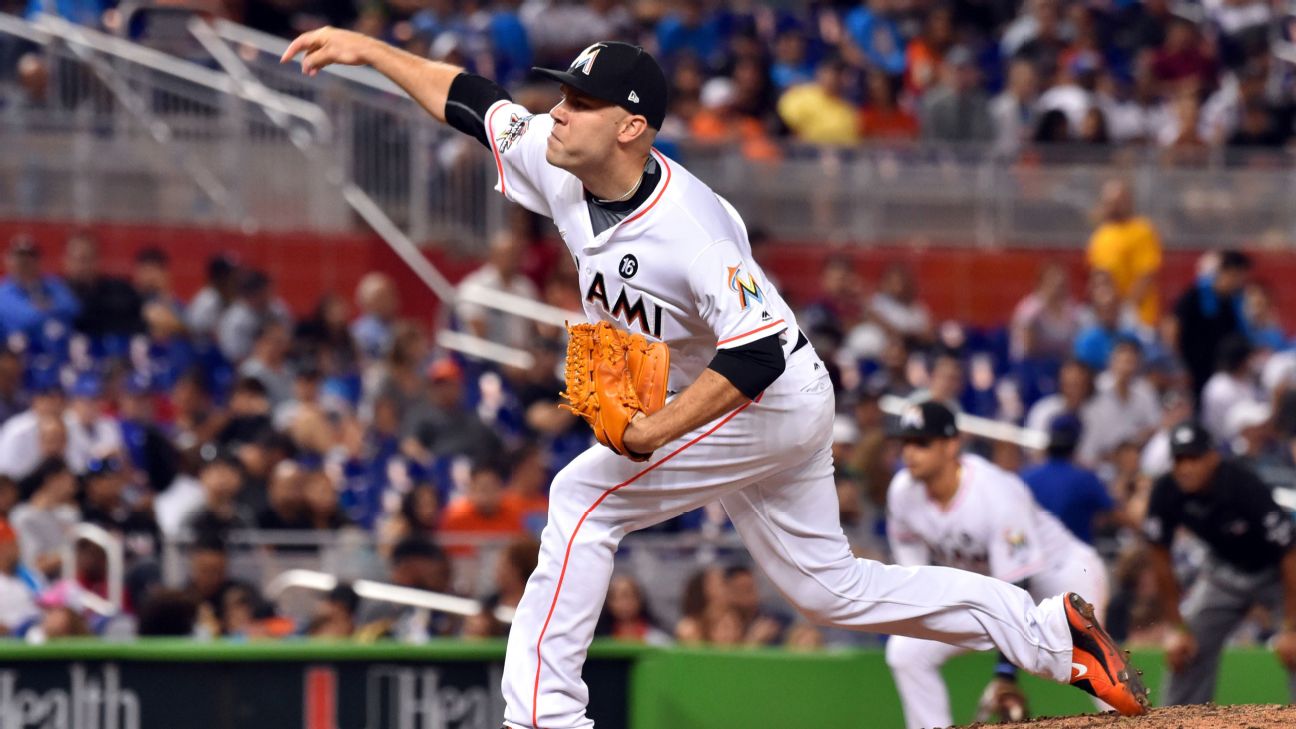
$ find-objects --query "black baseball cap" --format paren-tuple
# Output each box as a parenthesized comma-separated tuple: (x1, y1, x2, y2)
(1047, 413, 1084, 453)
(533, 42, 668, 130)
(889, 401, 960, 440)
(1169, 421, 1213, 459)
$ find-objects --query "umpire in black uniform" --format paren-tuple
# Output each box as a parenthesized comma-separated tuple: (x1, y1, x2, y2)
(1144, 421, 1296, 704)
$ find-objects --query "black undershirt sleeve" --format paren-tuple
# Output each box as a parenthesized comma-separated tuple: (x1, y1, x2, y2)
(444, 73, 513, 148)
(707, 333, 787, 400)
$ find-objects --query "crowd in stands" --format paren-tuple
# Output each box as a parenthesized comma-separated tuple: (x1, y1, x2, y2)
(243, 0, 1296, 157)
(0, 229, 560, 640)
(0, 166, 1294, 650)
(4, 1, 1296, 160)
(1, 0, 1295, 657)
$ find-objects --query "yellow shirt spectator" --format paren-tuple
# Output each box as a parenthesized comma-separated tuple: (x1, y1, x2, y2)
(778, 83, 860, 146)
(1087, 216, 1162, 327)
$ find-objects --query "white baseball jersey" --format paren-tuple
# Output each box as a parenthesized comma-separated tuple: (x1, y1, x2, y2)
(485, 100, 801, 390)
(484, 96, 1078, 729)
(885, 453, 1111, 729)
(887, 453, 1084, 584)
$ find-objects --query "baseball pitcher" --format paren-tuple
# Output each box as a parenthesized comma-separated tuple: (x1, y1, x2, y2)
(281, 31, 1148, 729)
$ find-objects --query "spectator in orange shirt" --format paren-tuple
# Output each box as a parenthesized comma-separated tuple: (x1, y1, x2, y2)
(440, 462, 523, 555)
(500, 443, 550, 537)
(904, 5, 953, 96)
(859, 70, 919, 141)
(690, 78, 780, 162)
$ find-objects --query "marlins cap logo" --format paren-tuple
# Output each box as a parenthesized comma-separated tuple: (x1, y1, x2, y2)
(900, 405, 924, 431)
(570, 43, 606, 76)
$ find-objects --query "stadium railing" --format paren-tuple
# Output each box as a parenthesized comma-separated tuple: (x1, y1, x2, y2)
(1, 11, 581, 369)
(264, 568, 517, 623)
(160, 529, 756, 629)
(7, 11, 1296, 253)
(0, 12, 340, 231)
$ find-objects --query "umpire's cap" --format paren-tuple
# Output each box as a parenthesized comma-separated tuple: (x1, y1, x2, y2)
(533, 42, 668, 129)
(889, 401, 959, 440)
(1169, 421, 1213, 459)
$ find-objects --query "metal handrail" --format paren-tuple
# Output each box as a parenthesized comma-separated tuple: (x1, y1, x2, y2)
(60, 522, 125, 617)
(185, 16, 580, 371)
(457, 283, 573, 329)
(208, 18, 407, 97)
(265, 569, 515, 624)
(5, 13, 333, 139)
(437, 330, 535, 369)
(879, 394, 1048, 450)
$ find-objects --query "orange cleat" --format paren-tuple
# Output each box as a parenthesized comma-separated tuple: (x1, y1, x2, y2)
(1064, 592, 1150, 716)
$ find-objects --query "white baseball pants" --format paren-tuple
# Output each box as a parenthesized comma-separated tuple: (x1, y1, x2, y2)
(885, 545, 1109, 729)
(501, 349, 1075, 729)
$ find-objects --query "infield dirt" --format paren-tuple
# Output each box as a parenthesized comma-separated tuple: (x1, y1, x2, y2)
(963, 703, 1296, 728)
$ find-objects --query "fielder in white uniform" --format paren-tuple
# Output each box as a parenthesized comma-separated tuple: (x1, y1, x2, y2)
(282, 32, 1147, 729)
(884, 401, 1110, 729)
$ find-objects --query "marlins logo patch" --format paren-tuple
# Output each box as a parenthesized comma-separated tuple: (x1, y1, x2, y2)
(726, 264, 765, 311)
(496, 112, 533, 153)
(1003, 529, 1029, 557)
(569, 43, 606, 76)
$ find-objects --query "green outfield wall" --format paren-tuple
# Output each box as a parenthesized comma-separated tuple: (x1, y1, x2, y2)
(0, 641, 1287, 729)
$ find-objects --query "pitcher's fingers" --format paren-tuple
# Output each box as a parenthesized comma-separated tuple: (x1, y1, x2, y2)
(301, 47, 330, 74)
(280, 31, 316, 64)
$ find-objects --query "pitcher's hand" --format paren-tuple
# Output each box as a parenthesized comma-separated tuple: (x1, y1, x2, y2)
(1165, 627, 1197, 673)
(1274, 629, 1296, 671)
(281, 27, 376, 75)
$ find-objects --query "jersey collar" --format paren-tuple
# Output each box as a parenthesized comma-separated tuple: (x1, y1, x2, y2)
(583, 148, 672, 250)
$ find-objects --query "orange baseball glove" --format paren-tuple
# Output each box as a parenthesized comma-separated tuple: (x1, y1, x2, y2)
(560, 321, 670, 461)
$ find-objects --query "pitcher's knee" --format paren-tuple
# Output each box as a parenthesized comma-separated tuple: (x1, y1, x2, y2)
(791, 585, 856, 627)
(886, 636, 938, 670)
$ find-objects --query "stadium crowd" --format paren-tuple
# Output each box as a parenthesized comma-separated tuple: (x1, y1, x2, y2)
(3, 0, 1296, 159)
(0, 170, 1293, 653)
(0, 0, 1294, 664)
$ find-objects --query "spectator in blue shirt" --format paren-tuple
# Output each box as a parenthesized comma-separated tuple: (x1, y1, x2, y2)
(25, 0, 109, 28)
(351, 273, 399, 364)
(1020, 414, 1115, 545)
(843, 0, 906, 76)
(0, 235, 79, 362)
(770, 29, 816, 91)
(657, 3, 726, 69)
(488, 1, 532, 87)
(1073, 273, 1138, 371)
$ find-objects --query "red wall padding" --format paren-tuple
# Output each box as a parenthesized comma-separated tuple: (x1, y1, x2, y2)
(758, 245, 1292, 328)
(1, 220, 1292, 329)
(0, 221, 484, 324)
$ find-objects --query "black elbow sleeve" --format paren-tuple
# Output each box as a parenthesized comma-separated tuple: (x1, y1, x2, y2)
(445, 73, 512, 148)
(707, 333, 787, 400)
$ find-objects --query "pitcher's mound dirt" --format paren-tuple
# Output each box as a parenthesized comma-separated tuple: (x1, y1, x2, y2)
(966, 704, 1296, 728)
